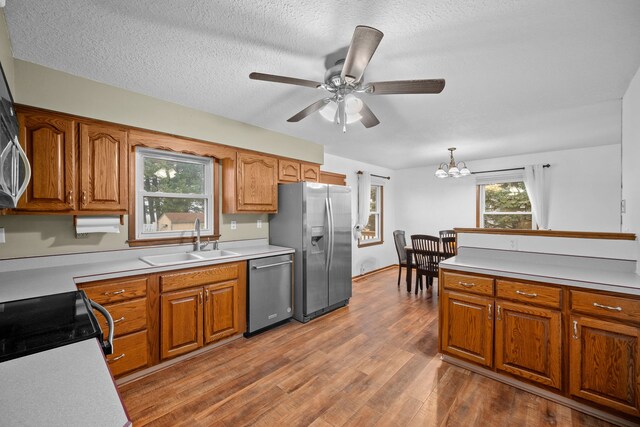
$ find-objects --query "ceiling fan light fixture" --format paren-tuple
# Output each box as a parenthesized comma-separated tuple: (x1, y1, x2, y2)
(319, 98, 362, 124)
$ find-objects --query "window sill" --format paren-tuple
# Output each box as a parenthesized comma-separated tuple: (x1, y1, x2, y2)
(358, 239, 383, 248)
(128, 235, 220, 247)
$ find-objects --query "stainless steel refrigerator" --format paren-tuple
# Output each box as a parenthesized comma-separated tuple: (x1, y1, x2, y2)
(269, 182, 352, 323)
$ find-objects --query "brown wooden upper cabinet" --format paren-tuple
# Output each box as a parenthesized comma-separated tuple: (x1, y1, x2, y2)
(79, 122, 128, 211)
(223, 151, 278, 213)
(16, 108, 128, 214)
(17, 110, 76, 211)
(278, 159, 321, 184)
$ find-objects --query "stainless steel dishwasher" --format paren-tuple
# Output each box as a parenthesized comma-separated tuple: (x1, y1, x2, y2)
(246, 254, 294, 335)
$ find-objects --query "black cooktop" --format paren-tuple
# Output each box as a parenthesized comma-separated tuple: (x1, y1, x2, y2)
(0, 291, 102, 363)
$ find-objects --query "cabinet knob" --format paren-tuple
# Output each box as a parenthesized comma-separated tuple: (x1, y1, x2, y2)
(82, 191, 87, 206)
(67, 190, 73, 205)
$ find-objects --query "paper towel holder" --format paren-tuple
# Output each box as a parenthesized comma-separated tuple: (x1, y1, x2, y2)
(73, 215, 125, 226)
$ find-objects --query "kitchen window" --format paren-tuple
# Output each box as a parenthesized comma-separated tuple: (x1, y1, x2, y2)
(359, 184, 384, 246)
(477, 181, 533, 229)
(135, 148, 214, 240)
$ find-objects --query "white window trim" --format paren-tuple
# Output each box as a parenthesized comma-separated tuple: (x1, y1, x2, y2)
(359, 184, 383, 244)
(479, 182, 534, 230)
(135, 148, 214, 240)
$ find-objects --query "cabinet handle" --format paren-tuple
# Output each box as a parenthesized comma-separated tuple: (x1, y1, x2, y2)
(515, 290, 537, 298)
(572, 320, 578, 339)
(592, 302, 622, 312)
(488, 304, 492, 320)
(67, 190, 73, 205)
(109, 353, 125, 363)
(199, 292, 203, 304)
(103, 289, 125, 296)
(458, 281, 476, 288)
(497, 305, 502, 321)
(113, 316, 125, 324)
(205, 289, 209, 302)
(82, 190, 87, 206)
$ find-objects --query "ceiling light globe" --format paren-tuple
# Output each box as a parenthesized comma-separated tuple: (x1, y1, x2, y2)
(448, 166, 460, 177)
(459, 167, 471, 176)
(435, 168, 448, 178)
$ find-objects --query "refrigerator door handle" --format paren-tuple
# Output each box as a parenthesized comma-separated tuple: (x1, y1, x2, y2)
(328, 197, 335, 273)
(325, 197, 332, 273)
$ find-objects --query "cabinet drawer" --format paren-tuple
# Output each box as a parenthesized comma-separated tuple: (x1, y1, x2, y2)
(95, 298, 147, 338)
(106, 330, 148, 377)
(496, 279, 561, 309)
(442, 271, 494, 296)
(571, 290, 640, 324)
(80, 277, 147, 304)
(160, 262, 241, 292)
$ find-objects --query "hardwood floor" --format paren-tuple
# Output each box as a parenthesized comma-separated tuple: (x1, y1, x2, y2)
(119, 269, 615, 426)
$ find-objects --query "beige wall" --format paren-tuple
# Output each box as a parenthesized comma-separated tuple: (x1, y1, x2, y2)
(0, 10, 14, 96)
(0, 12, 315, 259)
(14, 60, 323, 164)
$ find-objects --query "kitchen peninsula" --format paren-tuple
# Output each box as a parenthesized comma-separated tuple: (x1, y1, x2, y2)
(438, 229, 640, 427)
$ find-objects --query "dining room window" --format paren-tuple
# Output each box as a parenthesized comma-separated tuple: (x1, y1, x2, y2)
(134, 148, 214, 240)
(359, 184, 383, 246)
(477, 181, 533, 229)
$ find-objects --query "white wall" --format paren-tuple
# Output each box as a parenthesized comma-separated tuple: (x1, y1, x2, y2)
(622, 65, 640, 273)
(322, 153, 397, 276)
(395, 144, 622, 239)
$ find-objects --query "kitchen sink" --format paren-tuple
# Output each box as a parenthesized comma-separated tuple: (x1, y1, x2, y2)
(140, 250, 240, 266)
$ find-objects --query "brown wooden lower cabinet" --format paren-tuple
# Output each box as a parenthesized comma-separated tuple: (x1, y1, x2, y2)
(441, 291, 493, 367)
(439, 268, 640, 423)
(106, 330, 149, 377)
(495, 300, 562, 389)
(569, 315, 640, 416)
(204, 280, 239, 344)
(161, 288, 204, 360)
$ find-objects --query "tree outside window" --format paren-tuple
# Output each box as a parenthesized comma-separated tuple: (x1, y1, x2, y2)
(478, 182, 533, 229)
(359, 184, 383, 246)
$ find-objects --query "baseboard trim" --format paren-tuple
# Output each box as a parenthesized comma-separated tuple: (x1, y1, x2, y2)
(352, 264, 396, 282)
(441, 355, 637, 427)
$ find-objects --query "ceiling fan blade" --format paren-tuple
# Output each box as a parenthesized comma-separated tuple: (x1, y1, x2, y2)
(341, 26, 384, 84)
(249, 72, 322, 89)
(359, 101, 380, 128)
(368, 79, 446, 95)
(287, 98, 331, 122)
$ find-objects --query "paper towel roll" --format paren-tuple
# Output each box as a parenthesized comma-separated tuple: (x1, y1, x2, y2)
(75, 216, 121, 234)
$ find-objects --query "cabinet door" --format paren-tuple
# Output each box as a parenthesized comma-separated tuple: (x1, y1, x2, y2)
(16, 111, 75, 211)
(204, 280, 239, 344)
(236, 152, 278, 212)
(495, 301, 562, 389)
(301, 163, 320, 182)
(570, 315, 640, 416)
(441, 291, 494, 367)
(106, 330, 149, 377)
(278, 159, 300, 183)
(79, 123, 128, 211)
(161, 288, 203, 360)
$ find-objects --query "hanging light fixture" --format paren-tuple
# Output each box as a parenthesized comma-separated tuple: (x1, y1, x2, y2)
(435, 147, 471, 178)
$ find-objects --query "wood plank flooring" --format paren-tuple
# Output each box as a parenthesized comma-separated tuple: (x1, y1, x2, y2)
(119, 269, 616, 426)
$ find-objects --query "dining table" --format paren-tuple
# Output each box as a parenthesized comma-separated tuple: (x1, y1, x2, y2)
(404, 244, 451, 293)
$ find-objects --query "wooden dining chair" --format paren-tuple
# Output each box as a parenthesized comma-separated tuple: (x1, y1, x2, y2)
(441, 236, 457, 260)
(439, 229, 456, 240)
(393, 230, 408, 287)
(410, 234, 440, 294)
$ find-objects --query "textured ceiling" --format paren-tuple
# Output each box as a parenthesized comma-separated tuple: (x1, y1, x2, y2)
(5, 0, 640, 169)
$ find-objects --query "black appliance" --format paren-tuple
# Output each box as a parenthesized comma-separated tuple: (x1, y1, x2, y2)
(0, 57, 30, 208)
(0, 291, 113, 363)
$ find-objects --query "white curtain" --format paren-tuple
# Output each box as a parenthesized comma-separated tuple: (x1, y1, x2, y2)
(524, 164, 548, 229)
(356, 172, 371, 236)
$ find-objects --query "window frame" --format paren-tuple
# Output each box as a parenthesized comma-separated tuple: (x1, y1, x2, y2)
(358, 184, 384, 247)
(134, 147, 214, 241)
(476, 181, 535, 230)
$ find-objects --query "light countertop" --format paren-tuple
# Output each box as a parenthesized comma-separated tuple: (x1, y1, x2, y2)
(440, 252, 640, 296)
(0, 244, 294, 303)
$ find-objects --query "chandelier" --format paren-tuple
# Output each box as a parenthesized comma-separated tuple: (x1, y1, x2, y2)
(435, 147, 471, 178)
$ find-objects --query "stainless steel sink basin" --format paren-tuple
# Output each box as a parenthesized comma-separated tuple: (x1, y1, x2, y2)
(140, 250, 239, 266)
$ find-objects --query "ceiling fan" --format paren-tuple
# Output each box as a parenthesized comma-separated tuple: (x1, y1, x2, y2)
(249, 25, 445, 133)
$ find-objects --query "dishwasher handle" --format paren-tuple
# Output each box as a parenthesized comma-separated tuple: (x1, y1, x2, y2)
(90, 300, 114, 356)
(251, 260, 293, 270)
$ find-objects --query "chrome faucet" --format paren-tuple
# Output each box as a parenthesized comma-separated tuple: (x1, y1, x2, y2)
(194, 218, 210, 251)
